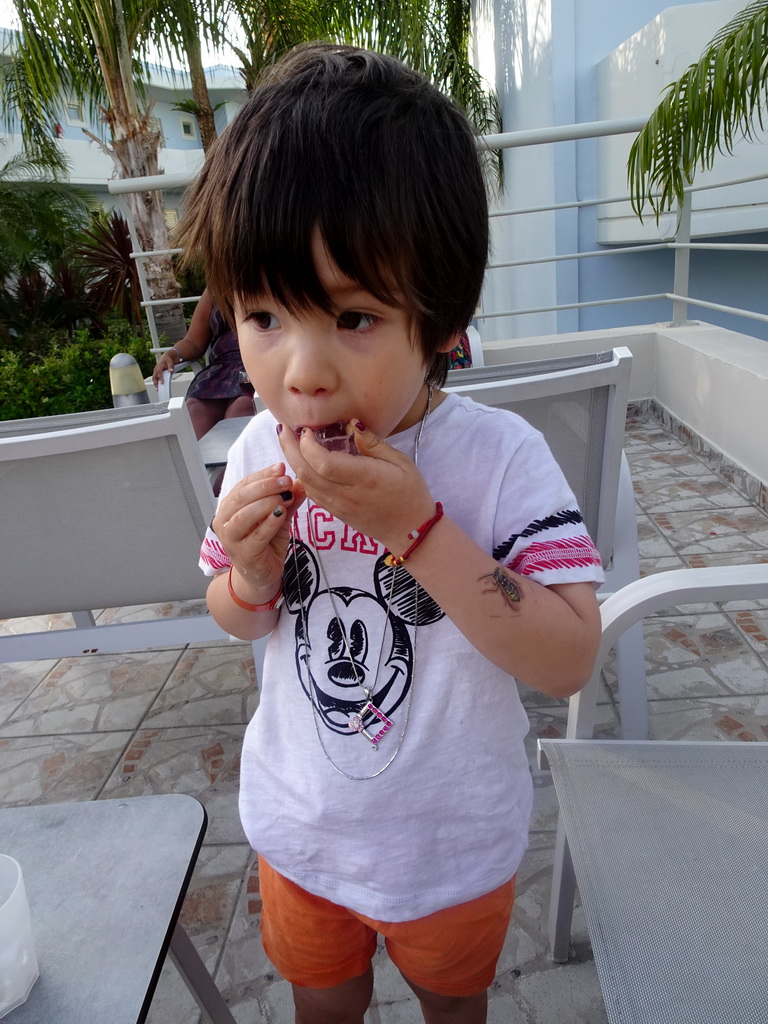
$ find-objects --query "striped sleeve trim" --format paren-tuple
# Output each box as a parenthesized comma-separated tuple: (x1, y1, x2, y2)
(493, 509, 584, 562)
(507, 535, 602, 577)
(200, 534, 232, 574)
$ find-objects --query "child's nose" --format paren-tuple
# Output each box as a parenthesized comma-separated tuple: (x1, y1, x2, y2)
(285, 333, 336, 395)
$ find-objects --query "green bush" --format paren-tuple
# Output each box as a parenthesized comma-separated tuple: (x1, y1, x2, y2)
(0, 321, 156, 420)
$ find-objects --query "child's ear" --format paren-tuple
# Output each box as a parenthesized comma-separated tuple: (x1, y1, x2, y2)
(438, 332, 464, 354)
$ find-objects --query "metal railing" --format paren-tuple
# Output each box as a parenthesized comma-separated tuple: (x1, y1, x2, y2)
(108, 116, 768, 351)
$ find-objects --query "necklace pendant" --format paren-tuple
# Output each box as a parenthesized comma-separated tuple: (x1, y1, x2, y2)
(364, 701, 394, 748)
(348, 713, 377, 746)
(348, 701, 394, 750)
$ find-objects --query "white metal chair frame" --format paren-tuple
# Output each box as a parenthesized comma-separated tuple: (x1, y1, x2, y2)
(446, 346, 648, 738)
(544, 562, 768, 964)
(0, 398, 230, 661)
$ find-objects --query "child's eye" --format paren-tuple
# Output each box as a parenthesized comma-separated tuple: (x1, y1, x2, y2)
(247, 311, 280, 330)
(337, 311, 377, 332)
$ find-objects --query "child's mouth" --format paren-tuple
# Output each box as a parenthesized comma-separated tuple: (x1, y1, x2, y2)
(297, 420, 358, 455)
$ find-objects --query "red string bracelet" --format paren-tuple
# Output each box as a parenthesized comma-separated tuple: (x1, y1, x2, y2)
(227, 566, 283, 612)
(389, 502, 444, 566)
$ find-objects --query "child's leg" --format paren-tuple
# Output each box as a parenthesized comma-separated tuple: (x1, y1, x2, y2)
(185, 396, 230, 439)
(258, 858, 378, 1022)
(223, 394, 256, 419)
(402, 976, 487, 1024)
(292, 965, 374, 1024)
(371, 878, 516, 1024)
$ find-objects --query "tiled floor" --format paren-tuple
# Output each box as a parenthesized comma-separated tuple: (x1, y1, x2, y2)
(3, 411, 768, 1023)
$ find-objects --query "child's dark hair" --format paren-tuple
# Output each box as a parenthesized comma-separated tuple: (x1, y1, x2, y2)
(177, 44, 489, 387)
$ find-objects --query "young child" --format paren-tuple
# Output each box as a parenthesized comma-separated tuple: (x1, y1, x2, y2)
(179, 44, 603, 1024)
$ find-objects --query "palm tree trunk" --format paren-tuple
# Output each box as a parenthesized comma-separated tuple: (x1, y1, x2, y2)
(107, 119, 186, 341)
(186, 34, 218, 151)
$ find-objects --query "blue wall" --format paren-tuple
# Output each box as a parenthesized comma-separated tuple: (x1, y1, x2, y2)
(545, 0, 768, 342)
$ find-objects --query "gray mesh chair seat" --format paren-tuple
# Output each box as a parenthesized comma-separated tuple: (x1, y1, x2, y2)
(540, 737, 768, 1024)
(0, 399, 230, 660)
(540, 563, 768, 1019)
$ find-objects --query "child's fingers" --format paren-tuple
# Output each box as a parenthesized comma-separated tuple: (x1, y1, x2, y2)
(220, 490, 294, 543)
(213, 464, 293, 537)
(276, 423, 308, 476)
(350, 421, 400, 463)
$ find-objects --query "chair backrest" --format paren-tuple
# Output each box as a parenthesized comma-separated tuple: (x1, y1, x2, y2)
(0, 398, 216, 618)
(445, 348, 632, 568)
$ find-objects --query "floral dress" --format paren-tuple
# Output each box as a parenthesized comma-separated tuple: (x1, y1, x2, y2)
(186, 307, 246, 401)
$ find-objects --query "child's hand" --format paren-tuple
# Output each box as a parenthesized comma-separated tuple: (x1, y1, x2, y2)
(278, 423, 436, 557)
(212, 462, 307, 588)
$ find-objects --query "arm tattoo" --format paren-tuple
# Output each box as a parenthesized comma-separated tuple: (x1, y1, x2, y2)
(480, 567, 523, 610)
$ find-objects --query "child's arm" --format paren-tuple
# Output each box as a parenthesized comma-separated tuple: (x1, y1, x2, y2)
(152, 290, 215, 386)
(279, 424, 600, 697)
(205, 462, 307, 641)
(391, 516, 600, 697)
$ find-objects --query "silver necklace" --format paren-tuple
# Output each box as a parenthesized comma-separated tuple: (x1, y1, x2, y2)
(292, 385, 434, 780)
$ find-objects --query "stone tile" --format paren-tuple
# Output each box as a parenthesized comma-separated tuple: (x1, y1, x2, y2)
(0, 649, 181, 736)
(720, 598, 768, 612)
(638, 555, 687, 577)
(681, 549, 768, 569)
(623, 425, 688, 455)
(645, 693, 768, 742)
(525, 705, 619, 831)
(144, 645, 257, 728)
(630, 453, 753, 513)
(635, 514, 682, 564)
(0, 732, 131, 805)
(515, 962, 608, 1024)
(629, 447, 718, 481)
(96, 598, 209, 625)
(208, 854, 294, 1024)
(601, 614, 768, 701)
(652, 508, 768, 557)
(145, 843, 251, 1024)
(99, 725, 247, 844)
(0, 659, 59, 726)
(0, 612, 78, 636)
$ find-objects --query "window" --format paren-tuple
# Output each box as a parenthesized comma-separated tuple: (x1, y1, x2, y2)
(64, 99, 87, 127)
(179, 117, 196, 140)
(164, 208, 179, 230)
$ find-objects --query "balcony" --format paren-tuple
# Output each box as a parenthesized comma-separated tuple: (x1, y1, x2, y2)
(3, 120, 768, 1021)
(2, 409, 768, 1021)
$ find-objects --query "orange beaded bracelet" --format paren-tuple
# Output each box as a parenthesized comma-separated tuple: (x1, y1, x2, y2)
(227, 567, 283, 612)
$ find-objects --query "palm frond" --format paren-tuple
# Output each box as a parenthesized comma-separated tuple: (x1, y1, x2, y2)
(628, 0, 768, 219)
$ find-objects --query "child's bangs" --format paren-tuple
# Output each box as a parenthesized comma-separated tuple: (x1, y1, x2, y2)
(226, 186, 417, 321)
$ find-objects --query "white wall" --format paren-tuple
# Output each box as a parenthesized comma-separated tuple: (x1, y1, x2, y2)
(480, 320, 768, 488)
(472, 0, 768, 344)
(475, 0, 560, 341)
(596, 0, 768, 244)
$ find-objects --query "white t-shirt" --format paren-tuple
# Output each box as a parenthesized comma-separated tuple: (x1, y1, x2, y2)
(201, 393, 603, 921)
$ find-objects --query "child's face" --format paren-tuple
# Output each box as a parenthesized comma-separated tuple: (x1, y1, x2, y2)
(234, 238, 451, 439)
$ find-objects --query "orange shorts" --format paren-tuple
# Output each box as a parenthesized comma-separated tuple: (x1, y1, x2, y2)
(258, 857, 515, 997)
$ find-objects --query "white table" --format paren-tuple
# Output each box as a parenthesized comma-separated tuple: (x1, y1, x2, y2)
(198, 417, 252, 468)
(0, 795, 236, 1024)
(539, 738, 768, 1024)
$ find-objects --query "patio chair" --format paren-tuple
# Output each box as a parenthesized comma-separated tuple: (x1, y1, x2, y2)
(541, 562, 768, 974)
(445, 346, 648, 738)
(0, 399, 234, 661)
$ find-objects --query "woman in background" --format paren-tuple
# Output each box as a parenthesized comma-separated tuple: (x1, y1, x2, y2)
(152, 288, 254, 440)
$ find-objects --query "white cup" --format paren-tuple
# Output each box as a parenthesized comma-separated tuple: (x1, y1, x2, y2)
(0, 855, 39, 1019)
